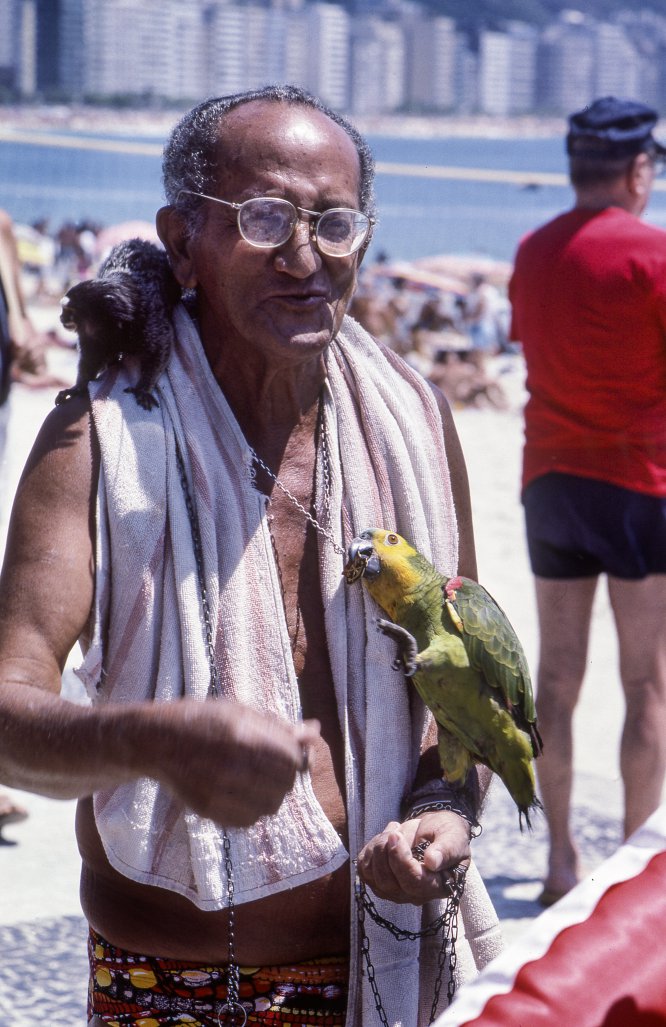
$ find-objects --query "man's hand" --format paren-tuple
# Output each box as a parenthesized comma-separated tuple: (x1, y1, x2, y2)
(149, 699, 321, 828)
(356, 810, 471, 904)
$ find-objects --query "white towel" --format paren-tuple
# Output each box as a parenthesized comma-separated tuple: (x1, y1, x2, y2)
(78, 304, 502, 1025)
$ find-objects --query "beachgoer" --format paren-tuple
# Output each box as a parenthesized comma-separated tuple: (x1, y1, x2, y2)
(462, 273, 500, 365)
(0, 87, 501, 1026)
(509, 96, 666, 906)
(0, 207, 69, 394)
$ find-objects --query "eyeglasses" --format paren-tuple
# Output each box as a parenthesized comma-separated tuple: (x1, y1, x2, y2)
(179, 189, 373, 257)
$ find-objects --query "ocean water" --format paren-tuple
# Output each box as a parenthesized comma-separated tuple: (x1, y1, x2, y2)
(0, 129, 665, 262)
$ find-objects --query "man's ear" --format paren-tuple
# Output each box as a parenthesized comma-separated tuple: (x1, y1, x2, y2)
(156, 206, 198, 289)
(627, 152, 652, 204)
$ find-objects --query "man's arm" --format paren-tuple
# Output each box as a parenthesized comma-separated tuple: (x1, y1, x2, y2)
(0, 399, 317, 822)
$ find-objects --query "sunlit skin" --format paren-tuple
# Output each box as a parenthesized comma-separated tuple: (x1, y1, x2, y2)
(0, 100, 480, 967)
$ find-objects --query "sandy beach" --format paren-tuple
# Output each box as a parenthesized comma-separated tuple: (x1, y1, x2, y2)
(0, 102, 566, 141)
(0, 300, 635, 1025)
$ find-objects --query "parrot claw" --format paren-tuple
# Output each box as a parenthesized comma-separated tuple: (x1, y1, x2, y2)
(391, 655, 417, 675)
(377, 618, 419, 676)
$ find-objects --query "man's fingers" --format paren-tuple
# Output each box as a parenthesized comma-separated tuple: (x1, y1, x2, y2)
(359, 827, 446, 903)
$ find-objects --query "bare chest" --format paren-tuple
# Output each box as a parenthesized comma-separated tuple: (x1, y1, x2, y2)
(256, 441, 347, 836)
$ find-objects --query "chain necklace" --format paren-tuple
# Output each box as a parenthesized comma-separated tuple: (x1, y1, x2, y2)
(248, 394, 345, 558)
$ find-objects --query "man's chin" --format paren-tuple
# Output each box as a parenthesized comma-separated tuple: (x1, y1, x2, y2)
(270, 315, 338, 354)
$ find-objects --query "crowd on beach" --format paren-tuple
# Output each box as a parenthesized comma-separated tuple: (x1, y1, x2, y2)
(351, 252, 517, 409)
(10, 216, 521, 410)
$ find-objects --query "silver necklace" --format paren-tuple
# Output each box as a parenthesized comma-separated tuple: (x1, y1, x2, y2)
(248, 395, 344, 558)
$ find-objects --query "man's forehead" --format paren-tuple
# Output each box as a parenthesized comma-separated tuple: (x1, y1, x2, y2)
(214, 100, 359, 173)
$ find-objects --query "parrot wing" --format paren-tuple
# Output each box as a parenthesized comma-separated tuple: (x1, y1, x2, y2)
(443, 576, 542, 756)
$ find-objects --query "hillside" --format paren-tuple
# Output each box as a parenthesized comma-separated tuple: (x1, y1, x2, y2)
(360, 0, 666, 38)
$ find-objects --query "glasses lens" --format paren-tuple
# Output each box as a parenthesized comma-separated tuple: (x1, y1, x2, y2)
(317, 209, 371, 256)
(238, 197, 296, 247)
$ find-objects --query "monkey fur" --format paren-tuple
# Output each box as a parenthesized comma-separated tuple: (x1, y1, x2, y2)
(57, 238, 181, 411)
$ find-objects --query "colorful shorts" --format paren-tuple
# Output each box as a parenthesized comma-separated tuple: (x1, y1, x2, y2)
(87, 929, 348, 1026)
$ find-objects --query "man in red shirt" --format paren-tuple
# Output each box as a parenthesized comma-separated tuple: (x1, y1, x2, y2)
(509, 96, 666, 906)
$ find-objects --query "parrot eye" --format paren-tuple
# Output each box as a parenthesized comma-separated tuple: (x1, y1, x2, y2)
(385, 533, 399, 546)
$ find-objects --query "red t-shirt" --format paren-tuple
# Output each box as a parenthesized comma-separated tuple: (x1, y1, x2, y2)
(510, 206, 666, 496)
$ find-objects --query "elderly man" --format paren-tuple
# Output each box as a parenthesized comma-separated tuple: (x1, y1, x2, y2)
(509, 96, 666, 907)
(0, 87, 500, 1026)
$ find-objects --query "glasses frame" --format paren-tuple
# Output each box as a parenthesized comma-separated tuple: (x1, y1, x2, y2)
(178, 189, 373, 257)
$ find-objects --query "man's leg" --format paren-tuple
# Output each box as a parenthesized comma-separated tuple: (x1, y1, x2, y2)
(534, 575, 598, 901)
(608, 574, 666, 839)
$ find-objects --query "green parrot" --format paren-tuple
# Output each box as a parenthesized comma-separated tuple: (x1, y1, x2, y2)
(344, 527, 543, 828)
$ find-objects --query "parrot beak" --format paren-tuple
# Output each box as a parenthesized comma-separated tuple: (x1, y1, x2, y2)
(343, 536, 381, 584)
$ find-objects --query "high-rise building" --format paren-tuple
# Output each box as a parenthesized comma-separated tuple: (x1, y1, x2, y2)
(350, 15, 406, 115)
(594, 22, 641, 99)
(303, 2, 349, 110)
(479, 22, 537, 116)
(0, 0, 21, 91)
(206, 4, 247, 96)
(17, 0, 37, 96)
(537, 15, 595, 114)
(405, 14, 457, 113)
(57, 0, 85, 98)
(165, 0, 207, 103)
(456, 35, 478, 114)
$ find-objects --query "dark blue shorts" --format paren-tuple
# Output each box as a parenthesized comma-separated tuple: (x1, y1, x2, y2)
(522, 472, 666, 580)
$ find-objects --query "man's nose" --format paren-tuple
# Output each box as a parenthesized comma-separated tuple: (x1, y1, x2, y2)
(275, 216, 322, 276)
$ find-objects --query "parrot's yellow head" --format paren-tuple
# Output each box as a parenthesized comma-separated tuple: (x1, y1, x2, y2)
(343, 528, 430, 619)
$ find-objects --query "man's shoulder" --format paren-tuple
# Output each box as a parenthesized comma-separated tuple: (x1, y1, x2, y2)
(514, 210, 578, 256)
(516, 206, 666, 262)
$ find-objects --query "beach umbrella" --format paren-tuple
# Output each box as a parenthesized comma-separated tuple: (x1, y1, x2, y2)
(416, 254, 513, 288)
(368, 261, 468, 294)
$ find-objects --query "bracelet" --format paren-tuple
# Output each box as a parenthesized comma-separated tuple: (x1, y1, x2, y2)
(401, 776, 481, 834)
(406, 799, 482, 838)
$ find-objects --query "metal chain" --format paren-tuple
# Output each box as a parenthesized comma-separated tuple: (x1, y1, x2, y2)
(357, 888, 390, 1027)
(319, 405, 335, 527)
(248, 395, 345, 557)
(175, 438, 246, 1027)
(217, 831, 247, 1027)
(175, 441, 220, 699)
(355, 865, 466, 1026)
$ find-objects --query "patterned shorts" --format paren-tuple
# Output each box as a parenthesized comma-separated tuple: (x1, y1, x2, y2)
(87, 929, 348, 1026)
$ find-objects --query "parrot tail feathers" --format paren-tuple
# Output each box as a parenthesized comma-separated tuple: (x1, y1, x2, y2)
(519, 795, 544, 832)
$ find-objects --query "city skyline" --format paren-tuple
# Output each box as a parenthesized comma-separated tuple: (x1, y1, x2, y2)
(0, 0, 665, 118)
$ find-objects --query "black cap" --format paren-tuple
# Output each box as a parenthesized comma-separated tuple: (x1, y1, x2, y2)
(566, 96, 666, 160)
